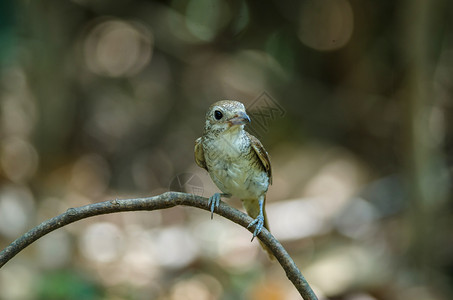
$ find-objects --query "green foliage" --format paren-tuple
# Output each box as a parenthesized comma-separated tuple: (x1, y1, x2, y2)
(36, 270, 104, 300)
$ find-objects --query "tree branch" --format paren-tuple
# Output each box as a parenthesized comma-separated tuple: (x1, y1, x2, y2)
(0, 192, 318, 300)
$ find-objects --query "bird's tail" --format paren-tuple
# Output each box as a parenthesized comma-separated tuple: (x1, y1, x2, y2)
(242, 197, 275, 261)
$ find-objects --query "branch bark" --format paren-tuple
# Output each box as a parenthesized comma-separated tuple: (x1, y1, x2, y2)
(0, 192, 318, 300)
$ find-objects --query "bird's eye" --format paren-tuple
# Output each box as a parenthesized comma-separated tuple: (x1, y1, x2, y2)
(214, 110, 223, 120)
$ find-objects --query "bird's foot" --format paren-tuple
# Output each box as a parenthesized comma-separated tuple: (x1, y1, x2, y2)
(247, 214, 265, 241)
(208, 193, 222, 219)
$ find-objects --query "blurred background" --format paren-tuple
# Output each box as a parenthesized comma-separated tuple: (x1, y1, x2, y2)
(0, 0, 452, 299)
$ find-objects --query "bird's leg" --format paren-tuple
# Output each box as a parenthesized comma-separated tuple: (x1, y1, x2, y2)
(247, 196, 265, 241)
(208, 193, 231, 219)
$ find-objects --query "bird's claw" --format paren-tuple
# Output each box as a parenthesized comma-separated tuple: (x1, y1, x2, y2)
(247, 214, 264, 241)
(208, 193, 221, 219)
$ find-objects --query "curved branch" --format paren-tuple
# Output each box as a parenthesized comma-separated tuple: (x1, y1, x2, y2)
(0, 192, 318, 300)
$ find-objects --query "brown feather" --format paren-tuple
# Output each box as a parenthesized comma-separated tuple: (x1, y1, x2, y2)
(194, 137, 208, 171)
(246, 132, 272, 184)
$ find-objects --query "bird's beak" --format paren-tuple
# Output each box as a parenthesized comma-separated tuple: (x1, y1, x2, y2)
(228, 111, 251, 126)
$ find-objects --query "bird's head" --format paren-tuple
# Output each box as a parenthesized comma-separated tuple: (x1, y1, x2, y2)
(204, 100, 251, 135)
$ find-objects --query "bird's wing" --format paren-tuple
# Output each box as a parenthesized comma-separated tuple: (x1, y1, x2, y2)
(194, 137, 208, 171)
(246, 132, 272, 184)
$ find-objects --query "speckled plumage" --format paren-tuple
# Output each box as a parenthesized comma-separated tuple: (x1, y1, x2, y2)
(194, 100, 273, 259)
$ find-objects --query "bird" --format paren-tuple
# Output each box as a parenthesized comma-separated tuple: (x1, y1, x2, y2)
(194, 100, 273, 258)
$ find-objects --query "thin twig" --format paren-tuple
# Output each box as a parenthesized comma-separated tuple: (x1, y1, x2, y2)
(0, 192, 318, 300)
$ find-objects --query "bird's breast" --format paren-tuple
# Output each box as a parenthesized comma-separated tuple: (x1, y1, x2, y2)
(203, 132, 269, 198)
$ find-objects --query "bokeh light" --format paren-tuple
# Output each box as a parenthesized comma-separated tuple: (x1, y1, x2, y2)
(184, 0, 231, 42)
(83, 18, 153, 77)
(80, 222, 124, 263)
(298, 0, 354, 51)
(148, 226, 199, 268)
(0, 185, 35, 238)
(0, 137, 39, 182)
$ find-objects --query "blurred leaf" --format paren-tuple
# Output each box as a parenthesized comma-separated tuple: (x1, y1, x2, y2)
(36, 270, 104, 300)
